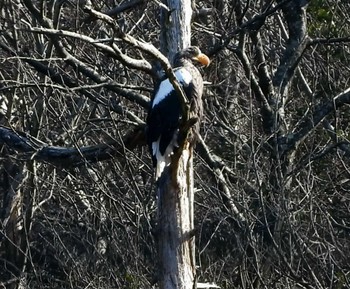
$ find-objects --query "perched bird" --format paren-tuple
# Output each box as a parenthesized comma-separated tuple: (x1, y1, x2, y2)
(147, 46, 210, 180)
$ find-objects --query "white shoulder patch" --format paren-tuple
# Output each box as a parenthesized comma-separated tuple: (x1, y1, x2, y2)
(152, 68, 192, 108)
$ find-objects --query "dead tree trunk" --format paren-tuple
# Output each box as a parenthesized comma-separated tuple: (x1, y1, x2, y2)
(157, 1, 196, 289)
(156, 145, 195, 289)
(160, 0, 192, 59)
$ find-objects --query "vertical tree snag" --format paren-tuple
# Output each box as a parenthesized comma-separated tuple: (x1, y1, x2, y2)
(160, 0, 192, 58)
(157, 1, 196, 289)
(156, 145, 195, 289)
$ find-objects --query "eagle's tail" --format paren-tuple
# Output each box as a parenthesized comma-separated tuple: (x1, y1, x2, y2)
(152, 131, 179, 180)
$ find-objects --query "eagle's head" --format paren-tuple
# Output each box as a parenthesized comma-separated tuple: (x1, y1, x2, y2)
(174, 46, 210, 67)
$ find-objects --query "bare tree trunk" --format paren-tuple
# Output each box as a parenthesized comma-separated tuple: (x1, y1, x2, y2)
(157, 1, 196, 289)
(160, 0, 192, 60)
(157, 146, 195, 289)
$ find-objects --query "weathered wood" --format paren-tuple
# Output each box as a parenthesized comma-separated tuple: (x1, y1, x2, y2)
(157, 1, 196, 288)
(160, 0, 192, 61)
(156, 144, 195, 289)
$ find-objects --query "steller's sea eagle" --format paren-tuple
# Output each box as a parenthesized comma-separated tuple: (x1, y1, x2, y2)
(147, 46, 210, 180)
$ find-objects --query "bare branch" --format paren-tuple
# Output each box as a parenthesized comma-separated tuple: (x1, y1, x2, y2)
(105, 0, 145, 17)
(250, 31, 274, 99)
(308, 36, 350, 46)
(196, 135, 247, 223)
(272, 0, 309, 95)
(24, 26, 153, 74)
(282, 87, 350, 153)
(0, 125, 146, 167)
(228, 44, 274, 134)
(208, 0, 293, 57)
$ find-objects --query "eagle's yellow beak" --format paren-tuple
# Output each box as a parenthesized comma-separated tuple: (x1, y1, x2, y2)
(194, 53, 210, 67)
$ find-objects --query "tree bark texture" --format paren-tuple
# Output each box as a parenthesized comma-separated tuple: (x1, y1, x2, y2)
(157, 145, 195, 289)
(160, 0, 192, 61)
(157, 1, 196, 288)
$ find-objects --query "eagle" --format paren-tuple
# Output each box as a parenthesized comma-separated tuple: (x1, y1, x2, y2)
(147, 46, 210, 180)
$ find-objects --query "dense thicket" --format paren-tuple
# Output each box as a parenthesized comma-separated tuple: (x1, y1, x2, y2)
(1, 0, 350, 288)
